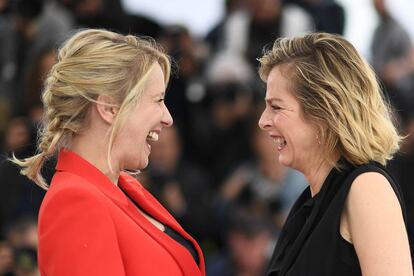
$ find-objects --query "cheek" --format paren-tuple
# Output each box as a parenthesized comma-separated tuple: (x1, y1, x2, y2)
(294, 124, 318, 148)
(119, 124, 145, 150)
(273, 113, 287, 127)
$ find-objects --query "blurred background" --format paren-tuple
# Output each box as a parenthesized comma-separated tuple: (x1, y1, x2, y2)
(0, 0, 413, 275)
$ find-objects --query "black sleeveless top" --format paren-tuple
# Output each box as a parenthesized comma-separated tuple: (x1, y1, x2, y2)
(266, 159, 407, 276)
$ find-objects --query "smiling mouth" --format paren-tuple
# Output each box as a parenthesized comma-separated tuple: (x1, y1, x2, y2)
(146, 131, 160, 152)
(274, 136, 287, 151)
(146, 131, 159, 142)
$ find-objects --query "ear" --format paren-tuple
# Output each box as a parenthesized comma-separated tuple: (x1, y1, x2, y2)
(95, 95, 118, 125)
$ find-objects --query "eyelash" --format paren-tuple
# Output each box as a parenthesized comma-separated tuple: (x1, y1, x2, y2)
(271, 105, 281, 111)
(158, 98, 165, 103)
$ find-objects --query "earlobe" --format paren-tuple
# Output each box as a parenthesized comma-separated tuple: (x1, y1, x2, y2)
(96, 95, 117, 125)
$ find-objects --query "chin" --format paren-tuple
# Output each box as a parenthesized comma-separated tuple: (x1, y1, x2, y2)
(278, 156, 292, 168)
(124, 157, 149, 171)
(138, 158, 149, 170)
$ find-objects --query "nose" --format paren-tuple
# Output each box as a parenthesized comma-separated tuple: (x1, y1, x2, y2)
(258, 109, 271, 131)
(162, 104, 173, 127)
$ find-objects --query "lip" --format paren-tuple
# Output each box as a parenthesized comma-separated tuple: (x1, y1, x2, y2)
(149, 128, 161, 135)
(269, 133, 283, 140)
(277, 143, 286, 152)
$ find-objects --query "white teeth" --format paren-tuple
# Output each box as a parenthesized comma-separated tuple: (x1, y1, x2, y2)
(274, 137, 286, 147)
(147, 131, 159, 141)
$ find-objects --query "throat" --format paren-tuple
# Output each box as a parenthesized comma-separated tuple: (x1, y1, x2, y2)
(305, 162, 334, 197)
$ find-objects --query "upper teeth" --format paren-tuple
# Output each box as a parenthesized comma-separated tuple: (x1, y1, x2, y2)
(275, 137, 286, 147)
(147, 131, 159, 141)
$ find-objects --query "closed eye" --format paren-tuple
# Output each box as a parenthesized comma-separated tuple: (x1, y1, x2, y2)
(271, 105, 281, 111)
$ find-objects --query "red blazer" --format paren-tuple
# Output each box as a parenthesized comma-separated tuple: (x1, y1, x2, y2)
(38, 150, 205, 276)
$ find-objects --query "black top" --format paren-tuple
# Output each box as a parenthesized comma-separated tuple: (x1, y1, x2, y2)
(118, 185, 199, 265)
(164, 225, 200, 265)
(266, 159, 406, 276)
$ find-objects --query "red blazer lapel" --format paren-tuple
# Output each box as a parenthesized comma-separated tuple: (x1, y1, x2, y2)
(118, 173, 205, 275)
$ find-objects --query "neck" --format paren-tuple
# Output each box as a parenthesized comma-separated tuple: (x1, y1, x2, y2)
(69, 135, 120, 186)
(302, 155, 339, 197)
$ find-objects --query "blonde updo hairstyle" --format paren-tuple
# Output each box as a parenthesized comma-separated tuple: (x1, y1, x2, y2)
(12, 29, 171, 189)
(258, 32, 401, 168)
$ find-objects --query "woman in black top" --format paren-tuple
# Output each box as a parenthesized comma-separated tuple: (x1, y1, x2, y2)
(257, 33, 412, 275)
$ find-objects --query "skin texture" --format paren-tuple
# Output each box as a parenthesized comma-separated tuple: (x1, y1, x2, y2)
(110, 64, 173, 173)
(70, 63, 173, 184)
(258, 66, 332, 196)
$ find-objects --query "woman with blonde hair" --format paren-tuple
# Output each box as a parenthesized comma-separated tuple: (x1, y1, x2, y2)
(12, 29, 205, 276)
(258, 32, 412, 275)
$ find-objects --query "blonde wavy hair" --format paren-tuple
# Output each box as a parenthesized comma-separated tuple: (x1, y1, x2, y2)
(258, 32, 401, 167)
(12, 29, 171, 189)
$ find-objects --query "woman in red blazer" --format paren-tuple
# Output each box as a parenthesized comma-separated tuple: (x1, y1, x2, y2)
(12, 29, 205, 275)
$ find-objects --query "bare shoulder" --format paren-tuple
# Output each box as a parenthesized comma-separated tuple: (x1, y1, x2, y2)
(343, 171, 403, 237)
(343, 171, 413, 275)
(347, 171, 400, 210)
